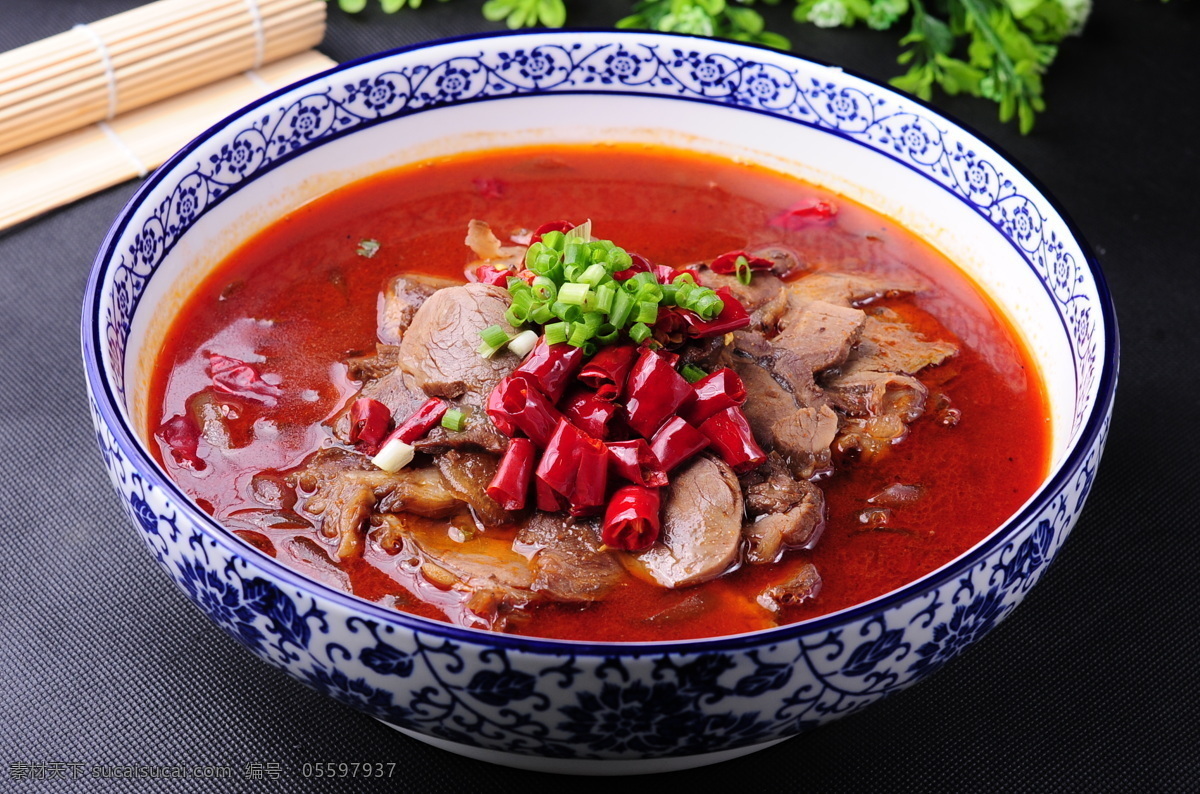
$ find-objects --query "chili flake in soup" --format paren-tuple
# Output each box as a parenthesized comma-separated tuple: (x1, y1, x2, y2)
(148, 144, 1050, 642)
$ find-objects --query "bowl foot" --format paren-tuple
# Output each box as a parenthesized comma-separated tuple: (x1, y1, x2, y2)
(376, 720, 786, 775)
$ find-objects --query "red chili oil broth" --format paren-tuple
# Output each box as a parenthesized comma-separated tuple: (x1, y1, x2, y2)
(147, 144, 1051, 642)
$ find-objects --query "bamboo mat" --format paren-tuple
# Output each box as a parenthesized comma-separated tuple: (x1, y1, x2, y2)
(0, 0, 334, 232)
(0, 49, 335, 231)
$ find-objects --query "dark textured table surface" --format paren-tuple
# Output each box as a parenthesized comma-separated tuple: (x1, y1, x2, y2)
(1, 0, 1197, 790)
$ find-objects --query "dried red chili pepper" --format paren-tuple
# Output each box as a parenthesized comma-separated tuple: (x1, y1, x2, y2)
(513, 338, 585, 403)
(535, 475, 568, 512)
(562, 389, 618, 440)
(155, 414, 204, 470)
(487, 375, 564, 447)
(648, 416, 709, 473)
(535, 419, 609, 516)
(698, 407, 767, 473)
(770, 198, 838, 230)
(473, 265, 512, 287)
(348, 398, 392, 451)
(530, 220, 575, 245)
(578, 344, 638, 401)
(485, 383, 516, 437)
(622, 347, 693, 438)
(486, 438, 535, 511)
(606, 439, 668, 487)
(679, 368, 747, 426)
(601, 485, 662, 551)
(207, 353, 282, 405)
(708, 250, 774, 275)
(390, 397, 449, 444)
(681, 287, 751, 338)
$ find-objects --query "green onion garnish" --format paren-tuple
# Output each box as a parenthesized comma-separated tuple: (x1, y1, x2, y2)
(479, 324, 510, 349)
(735, 256, 753, 286)
(441, 409, 467, 432)
(356, 239, 381, 258)
(629, 322, 652, 344)
(544, 321, 569, 346)
(681, 364, 707, 383)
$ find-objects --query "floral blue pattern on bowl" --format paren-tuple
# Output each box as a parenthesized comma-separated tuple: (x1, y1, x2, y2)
(83, 30, 1116, 775)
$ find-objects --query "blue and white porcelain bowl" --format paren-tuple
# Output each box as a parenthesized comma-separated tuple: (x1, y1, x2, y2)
(82, 30, 1117, 775)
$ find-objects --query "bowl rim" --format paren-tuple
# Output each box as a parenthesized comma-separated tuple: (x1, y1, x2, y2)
(82, 28, 1119, 656)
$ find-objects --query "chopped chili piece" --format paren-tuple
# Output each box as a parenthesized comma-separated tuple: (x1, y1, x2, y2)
(578, 343, 638, 401)
(386, 397, 449, 445)
(486, 438, 535, 511)
(648, 416, 709, 473)
(473, 264, 512, 287)
(770, 197, 838, 230)
(698, 406, 767, 473)
(535, 419, 608, 516)
(562, 389, 618, 440)
(606, 439, 668, 487)
(488, 374, 565, 447)
(535, 475, 568, 512)
(155, 414, 204, 470)
(601, 485, 662, 551)
(513, 338, 585, 403)
(679, 368, 747, 426)
(348, 398, 392, 451)
(622, 347, 693, 438)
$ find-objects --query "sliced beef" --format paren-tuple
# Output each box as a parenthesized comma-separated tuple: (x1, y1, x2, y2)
(822, 308, 958, 458)
(396, 282, 519, 400)
(434, 450, 513, 529)
(373, 513, 537, 631)
(698, 266, 785, 313)
(731, 355, 838, 479)
(756, 563, 823, 612)
(786, 271, 921, 308)
(377, 273, 459, 346)
(741, 454, 826, 564)
(513, 513, 624, 602)
(291, 448, 460, 560)
(772, 299, 865, 373)
(338, 282, 518, 453)
(346, 344, 402, 383)
(627, 456, 743, 588)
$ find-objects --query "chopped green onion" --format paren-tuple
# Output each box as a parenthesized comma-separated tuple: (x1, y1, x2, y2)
(479, 324, 510, 349)
(563, 243, 590, 267)
(544, 322, 569, 346)
(634, 283, 663, 304)
(507, 329, 539, 357)
(558, 282, 590, 306)
(606, 248, 633, 271)
(551, 301, 582, 323)
(568, 323, 594, 347)
(595, 323, 619, 344)
(596, 283, 616, 313)
(504, 305, 528, 327)
(609, 289, 634, 328)
(661, 283, 679, 306)
(579, 263, 608, 288)
(530, 303, 555, 324)
(634, 301, 658, 324)
(672, 271, 696, 285)
(735, 256, 753, 286)
(477, 340, 505, 359)
(629, 322, 652, 344)
(356, 239, 380, 258)
(441, 409, 467, 432)
(541, 230, 567, 251)
(531, 276, 557, 302)
(372, 437, 414, 472)
(681, 364, 707, 383)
